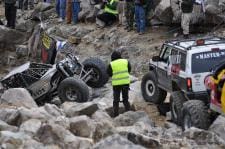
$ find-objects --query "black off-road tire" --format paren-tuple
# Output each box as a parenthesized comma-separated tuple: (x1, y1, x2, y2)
(170, 91, 187, 125)
(58, 77, 89, 103)
(83, 57, 109, 88)
(141, 72, 167, 104)
(182, 100, 211, 130)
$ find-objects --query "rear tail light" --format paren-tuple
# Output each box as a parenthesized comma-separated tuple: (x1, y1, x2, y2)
(186, 78, 192, 91)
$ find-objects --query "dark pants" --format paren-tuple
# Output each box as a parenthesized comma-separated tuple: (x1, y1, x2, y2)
(97, 12, 117, 26)
(5, 3, 17, 29)
(113, 84, 130, 117)
(126, 1, 134, 29)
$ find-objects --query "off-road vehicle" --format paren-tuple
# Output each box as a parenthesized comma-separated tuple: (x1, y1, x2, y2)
(182, 60, 225, 130)
(1, 53, 109, 105)
(141, 37, 225, 125)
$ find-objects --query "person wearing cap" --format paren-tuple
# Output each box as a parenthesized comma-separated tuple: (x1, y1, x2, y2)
(107, 51, 131, 117)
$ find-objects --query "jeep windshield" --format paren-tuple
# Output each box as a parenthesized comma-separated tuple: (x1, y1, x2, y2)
(192, 50, 225, 73)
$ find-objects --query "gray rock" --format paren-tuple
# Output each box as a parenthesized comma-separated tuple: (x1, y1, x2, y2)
(22, 139, 45, 149)
(0, 120, 18, 132)
(16, 45, 28, 58)
(1, 88, 38, 109)
(20, 119, 42, 135)
(17, 107, 53, 126)
(209, 116, 225, 141)
(69, 115, 95, 138)
(93, 134, 145, 149)
(48, 116, 70, 129)
(116, 121, 154, 137)
(16, 19, 37, 33)
(0, 108, 20, 126)
(36, 123, 93, 148)
(30, 2, 54, 20)
(92, 110, 113, 123)
(92, 117, 117, 142)
(154, 0, 173, 24)
(184, 127, 225, 147)
(43, 104, 65, 117)
(0, 26, 27, 49)
(127, 132, 161, 148)
(114, 111, 154, 127)
(61, 102, 99, 117)
(0, 131, 31, 148)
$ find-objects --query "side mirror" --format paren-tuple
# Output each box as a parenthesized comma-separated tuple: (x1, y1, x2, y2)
(152, 56, 161, 62)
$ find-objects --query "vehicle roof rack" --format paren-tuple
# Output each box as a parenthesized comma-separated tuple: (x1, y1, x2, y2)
(166, 36, 225, 50)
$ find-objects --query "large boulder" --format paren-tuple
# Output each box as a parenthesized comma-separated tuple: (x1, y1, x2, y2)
(19, 119, 42, 135)
(79, 0, 96, 22)
(16, 107, 53, 126)
(113, 111, 154, 127)
(43, 104, 65, 117)
(1, 88, 38, 109)
(154, 0, 173, 24)
(92, 113, 117, 142)
(93, 134, 145, 149)
(69, 115, 96, 138)
(209, 116, 225, 141)
(61, 102, 99, 117)
(0, 120, 18, 132)
(184, 127, 225, 147)
(0, 131, 31, 149)
(0, 26, 27, 49)
(36, 123, 93, 148)
(0, 108, 20, 126)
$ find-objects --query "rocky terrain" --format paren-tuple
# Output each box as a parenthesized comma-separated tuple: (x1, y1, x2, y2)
(1, 1, 225, 149)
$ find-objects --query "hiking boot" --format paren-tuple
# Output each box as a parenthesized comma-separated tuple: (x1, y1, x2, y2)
(139, 32, 144, 35)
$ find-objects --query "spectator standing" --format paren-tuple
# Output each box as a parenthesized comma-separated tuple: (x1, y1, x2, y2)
(96, 0, 118, 27)
(67, 0, 80, 24)
(144, 0, 153, 26)
(23, 0, 34, 10)
(57, 0, 66, 22)
(5, 0, 17, 29)
(181, 0, 194, 38)
(66, 0, 73, 23)
(107, 51, 131, 117)
(117, 0, 126, 26)
(125, 0, 134, 31)
(134, 0, 146, 34)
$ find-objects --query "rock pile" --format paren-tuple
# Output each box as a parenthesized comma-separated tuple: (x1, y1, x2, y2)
(0, 79, 225, 148)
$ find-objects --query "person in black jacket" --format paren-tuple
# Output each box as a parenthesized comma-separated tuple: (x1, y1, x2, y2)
(5, 0, 17, 29)
(107, 51, 131, 117)
(181, 0, 194, 39)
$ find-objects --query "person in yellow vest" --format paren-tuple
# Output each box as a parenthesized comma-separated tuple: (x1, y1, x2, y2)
(96, 0, 118, 27)
(107, 51, 131, 117)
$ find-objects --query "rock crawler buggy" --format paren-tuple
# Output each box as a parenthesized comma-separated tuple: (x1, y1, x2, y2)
(1, 53, 109, 105)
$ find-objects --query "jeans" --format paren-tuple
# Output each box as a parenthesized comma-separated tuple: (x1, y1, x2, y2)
(72, 2, 80, 24)
(135, 5, 145, 33)
(60, 0, 66, 19)
(56, 0, 60, 17)
(56, 0, 66, 19)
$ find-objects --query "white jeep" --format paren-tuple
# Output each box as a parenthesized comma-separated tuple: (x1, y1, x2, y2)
(141, 37, 225, 125)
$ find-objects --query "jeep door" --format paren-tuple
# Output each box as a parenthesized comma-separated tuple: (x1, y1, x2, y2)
(157, 45, 172, 90)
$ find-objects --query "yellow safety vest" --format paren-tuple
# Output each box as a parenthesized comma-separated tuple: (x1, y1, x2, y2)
(111, 59, 130, 86)
(104, 0, 118, 15)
